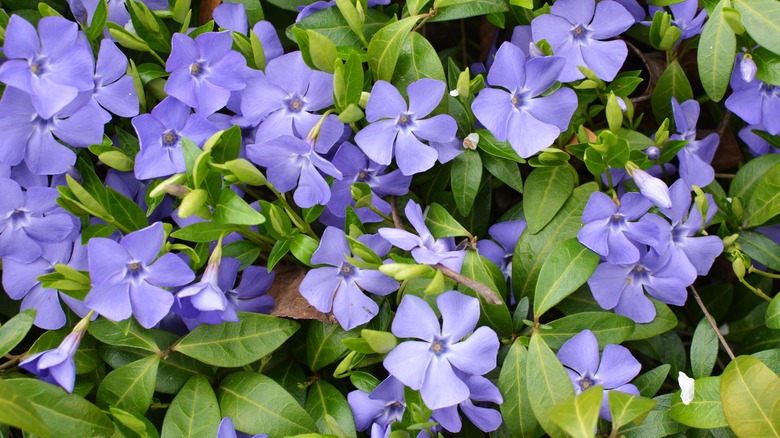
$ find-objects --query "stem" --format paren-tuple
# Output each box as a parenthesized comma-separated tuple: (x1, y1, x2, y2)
(148, 48, 166, 66)
(412, 9, 437, 33)
(689, 285, 736, 361)
(435, 263, 503, 305)
(368, 203, 396, 225)
(738, 277, 773, 302)
(714, 173, 736, 179)
(749, 265, 780, 279)
(0, 355, 21, 371)
(390, 196, 404, 229)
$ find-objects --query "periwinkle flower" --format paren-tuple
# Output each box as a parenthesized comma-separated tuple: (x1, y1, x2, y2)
(627, 166, 673, 209)
(670, 97, 719, 188)
(20, 327, 86, 393)
(355, 78, 457, 176)
(431, 372, 503, 433)
(471, 42, 577, 158)
(477, 219, 527, 279)
(648, 0, 707, 41)
(739, 124, 780, 156)
(91, 39, 139, 119)
(348, 376, 406, 434)
(217, 417, 267, 438)
(165, 31, 248, 116)
(212, 3, 284, 64)
(531, 0, 633, 82)
(577, 191, 660, 265)
(299, 227, 398, 330)
(132, 96, 219, 180)
(557, 329, 641, 420)
(740, 54, 757, 83)
(378, 200, 465, 272)
(384, 291, 499, 410)
(726, 56, 780, 135)
(0, 15, 94, 119)
(295, 0, 390, 22)
(0, 177, 74, 263)
(85, 222, 195, 329)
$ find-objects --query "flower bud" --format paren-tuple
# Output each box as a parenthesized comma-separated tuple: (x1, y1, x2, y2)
(740, 54, 757, 83)
(626, 163, 672, 208)
(678, 371, 695, 405)
(645, 146, 660, 160)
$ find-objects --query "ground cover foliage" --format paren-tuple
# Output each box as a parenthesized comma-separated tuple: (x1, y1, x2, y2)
(0, 0, 779, 436)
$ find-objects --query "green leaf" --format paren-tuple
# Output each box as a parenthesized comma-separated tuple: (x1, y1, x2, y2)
(549, 385, 603, 438)
(0, 379, 51, 438)
(97, 354, 160, 414)
(671, 376, 728, 428)
(4, 378, 115, 437)
(307, 321, 358, 371)
(107, 187, 149, 232)
(425, 203, 470, 237)
(89, 317, 160, 352)
(367, 16, 418, 82)
(534, 238, 599, 319)
(498, 341, 541, 438)
(126, 0, 171, 53)
(291, 7, 390, 47)
(87, 0, 108, 41)
(540, 312, 635, 350)
(459, 251, 513, 336)
(753, 46, 780, 85)
(621, 394, 686, 438)
(768, 294, 780, 329)
(742, 162, 780, 227)
(720, 355, 780, 437)
(110, 406, 160, 438)
(161, 376, 221, 438)
(626, 298, 678, 340)
(391, 32, 446, 92)
(691, 318, 719, 379)
(632, 331, 687, 377)
(305, 381, 356, 436)
(451, 149, 482, 216)
(171, 222, 237, 242)
(738, 230, 780, 271)
(608, 391, 657, 431)
(697, 0, 737, 101)
(730, 154, 780, 200)
(523, 165, 576, 234)
(223, 239, 262, 269)
(218, 372, 318, 436)
(651, 60, 693, 124)
(173, 313, 299, 367)
(291, 233, 320, 266)
(430, 0, 508, 22)
(476, 129, 525, 163)
(214, 189, 265, 226)
(306, 30, 338, 73)
(481, 152, 523, 193)
(733, 0, 780, 55)
(634, 364, 671, 398)
(513, 183, 597, 301)
(526, 333, 575, 438)
(0, 309, 36, 357)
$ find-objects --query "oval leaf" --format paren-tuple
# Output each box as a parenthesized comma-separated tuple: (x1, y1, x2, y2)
(720, 355, 780, 437)
(498, 341, 541, 438)
(523, 165, 576, 234)
(671, 376, 728, 429)
(549, 385, 603, 438)
(697, 0, 736, 101)
(305, 380, 357, 436)
(534, 238, 599, 319)
(0, 309, 36, 357)
(97, 354, 160, 414)
(691, 318, 718, 379)
(161, 375, 221, 438)
(526, 332, 575, 438)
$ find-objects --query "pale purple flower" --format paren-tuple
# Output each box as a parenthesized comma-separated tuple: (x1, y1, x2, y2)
(477, 220, 527, 279)
(355, 78, 457, 175)
(531, 0, 633, 82)
(613, 0, 646, 22)
(628, 167, 673, 209)
(212, 4, 283, 64)
(92, 39, 139, 118)
(295, 0, 390, 22)
(20, 328, 85, 393)
(378, 200, 465, 272)
(739, 124, 780, 156)
(472, 42, 577, 158)
(431, 372, 503, 433)
(348, 376, 406, 433)
(299, 227, 398, 330)
(670, 97, 719, 188)
(557, 329, 641, 420)
(726, 56, 780, 135)
(648, 0, 707, 41)
(740, 55, 757, 83)
(217, 417, 267, 438)
(85, 222, 195, 328)
(384, 291, 499, 410)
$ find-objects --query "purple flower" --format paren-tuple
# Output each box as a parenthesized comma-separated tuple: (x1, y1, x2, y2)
(0, 177, 74, 263)
(670, 98, 719, 188)
(217, 417, 267, 438)
(132, 96, 219, 180)
(92, 39, 140, 118)
(378, 200, 465, 272)
(384, 291, 499, 410)
(0, 15, 94, 119)
(739, 124, 780, 156)
(299, 227, 398, 330)
(355, 78, 457, 175)
(613, 0, 646, 22)
(477, 219, 527, 279)
(648, 0, 707, 41)
(348, 376, 406, 433)
(577, 191, 660, 265)
(472, 43, 577, 158)
(628, 166, 673, 209)
(212, 3, 283, 64)
(296, 0, 390, 22)
(0, 87, 105, 175)
(165, 31, 248, 116)
(557, 329, 641, 420)
(431, 372, 503, 433)
(726, 56, 780, 135)
(740, 54, 757, 83)
(531, 0, 633, 82)
(240, 51, 333, 141)
(20, 327, 86, 393)
(84, 222, 195, 328)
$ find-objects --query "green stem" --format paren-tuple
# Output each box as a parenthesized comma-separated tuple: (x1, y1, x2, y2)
(738, 277, 773, 302)
(749, 265, 780, 280)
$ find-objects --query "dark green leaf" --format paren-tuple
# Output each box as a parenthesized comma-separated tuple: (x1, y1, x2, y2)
(652, 60, 693, 124)
(307, 321, 359, 371)
(459, 251, 513, 336)
(523, 165, 576, 234)
(634, 364, 671, 398)
(742, 162, 780, 227)
(621, 394, 686, 438)
(110, 406, 160, 438)
(738, 231, 780, 271)
(481, 152, 523, 193)
(391, 32, 446, 92)
(626, 298, 678, 340)
(161, 376, 221, 438)
(697, 0, 736, 101)
(0, 380, 50, 438)
(107, 187, 149, 232)
(291, 7, 391, 47)
(126, 0, 171, 53)
(0, 309, 36, 357)
(534, 238, 599, 319)
(96, 355, 160, 414)
(431, 0, 508, 22)
(540, 312, 635, 350)
(729, 154, 780, 200)
(171, 222, 237, 243)
(305, 381, 357, 436)
(266, 361, 308, 407)
(498, 341, 542, 438)
(89, 318, 160, 352)
(476, 129, 525, 162)
(631, 331, 687, 377)
(526, 333, 575, 438)
(451, 149, 482, 215)
(691, 318, 719, 379)
(214, 189, 265, 226)
(223, 239, 262, 269)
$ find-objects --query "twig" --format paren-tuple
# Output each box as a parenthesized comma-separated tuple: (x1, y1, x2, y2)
(0, 355, 22, 371)
(435, 263, 503, 305)
(390, 196, 403, 229)
(689, 285, 735, 361)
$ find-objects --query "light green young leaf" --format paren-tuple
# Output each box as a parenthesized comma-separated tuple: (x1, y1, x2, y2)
(0, 379, 51, 438)
(670, 376, 728, 429)
(608, 391, 657, 431)
(733, 0, 780, 55)
(697, 0, 736, 101)
(526, 333, 575, 438)
(425, 203, 470, 238)
(0, 309, 36, 357)
(549, 385, 603, 438)
(367, 16, 418, 82)
(720, 355, 780, 437)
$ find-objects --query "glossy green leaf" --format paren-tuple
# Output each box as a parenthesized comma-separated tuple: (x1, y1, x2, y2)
(305, 381, 356, 436)
(110, 406, 160, 438)
(549, 385, 603, 438)
(768, 294, 780, 329)
(0, 309, 36, 357)
(626, 298, 678, 340)
(97, 354, 160, 414)
(481, 152, 523, 193)
(291, 7, 390, 47)
(691, 318, 719, 379)
(476, 129, 525, 163)
(738, 230, 780, 271)
(214, 189, 265, 225)
(307, 321, 359, 371)
(720, 355, 780, 437)
(459, 251, 513, 336)
(697, 0, 736, 101)
(733, 0, 780, 55)
(174, 312, 299, 367)
(367, 16, 418, 82)
(0, 379, 51, 438)
(107, 187, 149, 232)
(730, 154, 780, 200)
(540, 312, 635, 350)
(621, 394, 686, 438)
(534, 238, 599, 319)
(498, 341, 541, 438)
(526, 333, 575, 438)
(451, 149, 482, 216)
(634, 364, 671, 398)
(651, 60, 693, 124)
(425, 203, 470, 238)
(161, 375, 221, 438)
(670, 376, 728, 428)
(171, 222, 237, 242)
(266, 361, 308, 407)
(4, 378, 115, 437)
(742, 162, 780, 227)
(306, 29, 338, 73)
(218, 372, 318, 436)
(608, 391, 657, 431)
(523, 165, 576, 234)
(89, 317, 160, 352)
(392, 32, 446, 92)
(431, 0, 508, 22)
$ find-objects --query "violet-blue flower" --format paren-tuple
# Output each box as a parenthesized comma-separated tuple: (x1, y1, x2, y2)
(132, 96, 219, 180)
(354, 78, 457, 175)
(431, 372, 503, 433)
(670, 97, 719, 188)
(217, 417, 267, 438)
(212, 3, 284, 64)
(383, 291, 499, 410)
(531, 0, 634, 82)
(20, 327, 86, 393)
(739, 124, 780, 156)
(348, 376, 406, 433)
(84, 222, 195, 329)
(299, 227, 398, 330)
(91, 39, 140, 119)
(477, 219, 527, 279)
(627, 165, 673, 209)
(577, 191, 660, 265)
(557, 329, 641, 420)
(648, 0, 707, 41)
(165, 31, 248, 116)
(471, 42, 577, 158)
(295, 0, 390, 22)
(725, 56, 780, 135)
(378, 200, 465, 272)
(0, 177, 74, 263)
(0, 15, 94, 119)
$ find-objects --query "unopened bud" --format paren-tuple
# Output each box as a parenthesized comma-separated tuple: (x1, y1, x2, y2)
(645, 146, 660, 160)
(740, 54, 757, 83)
(626, 162, 672, 209)
(462, 133, 479, 150)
